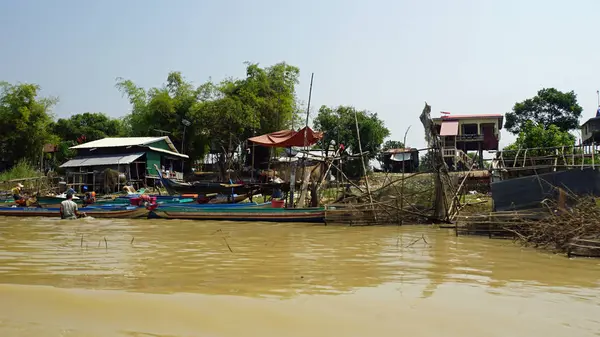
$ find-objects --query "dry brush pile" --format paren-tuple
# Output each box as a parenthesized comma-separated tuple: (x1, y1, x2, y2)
(506, 196, 600, 254)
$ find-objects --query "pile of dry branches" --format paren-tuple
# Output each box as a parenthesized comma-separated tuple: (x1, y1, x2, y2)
(507, 196, 600, 253)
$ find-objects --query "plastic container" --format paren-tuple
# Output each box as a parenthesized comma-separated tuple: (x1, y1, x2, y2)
(271, 199, 285, 208)
(129, 197, 141, 206)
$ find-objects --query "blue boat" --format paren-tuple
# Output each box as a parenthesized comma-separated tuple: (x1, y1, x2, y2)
(0, 206, 148, 218)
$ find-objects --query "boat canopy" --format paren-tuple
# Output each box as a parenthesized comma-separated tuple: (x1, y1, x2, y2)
(248, 127, 324, 148)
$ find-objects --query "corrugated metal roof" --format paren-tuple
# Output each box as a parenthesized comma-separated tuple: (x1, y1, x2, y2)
(60, 153, 144, 168)
(441, 114, 503, 119)
(147, 146, 189, 159)
(70, 137, 179, 153)
(384, 148, 416, 154)
(390, 153, 412, 162)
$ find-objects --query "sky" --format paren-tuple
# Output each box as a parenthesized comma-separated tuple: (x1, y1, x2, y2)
(1, 0, 599, 151)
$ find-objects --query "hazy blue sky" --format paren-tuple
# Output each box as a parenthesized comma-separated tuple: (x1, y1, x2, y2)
(1, 0, 599, 149)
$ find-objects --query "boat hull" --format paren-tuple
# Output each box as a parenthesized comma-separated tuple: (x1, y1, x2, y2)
(148, 207, 325, 223)
(0, 206, 149, 219)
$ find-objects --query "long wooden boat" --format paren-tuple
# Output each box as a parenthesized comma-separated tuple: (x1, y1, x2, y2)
(154, 164, 251, 196)
(0, 206, 149, 219)
(160, 176, 250, 195)
(147, 206, 326, 223)
(153, 202, 271, 211)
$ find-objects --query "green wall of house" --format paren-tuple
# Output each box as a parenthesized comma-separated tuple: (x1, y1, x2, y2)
(148, 139, 172, 151)
(145, 151, 161, 175)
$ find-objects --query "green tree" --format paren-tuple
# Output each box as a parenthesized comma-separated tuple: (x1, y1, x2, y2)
(52, 112, 127, 164)
(53, 112, 127, 142)
(418, 152, 434, 172)
(116, 62, 302, 177)
(504, 88, 583, 134)
(237, 62, 301, 134)
(116, 71, 210, 164)
(382, 140, 405, 151)
(314, 105, 389, 177)
(504, 120, 575, 150)
(0, 82, 58, 169)
(314, 105, 390, 160)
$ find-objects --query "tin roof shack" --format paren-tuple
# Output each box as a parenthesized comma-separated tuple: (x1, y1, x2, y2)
(432, 114, 503, 171)
(59, 137, 188, 193)
(581, 116, 600, 145)
(381, 148, 419, 173)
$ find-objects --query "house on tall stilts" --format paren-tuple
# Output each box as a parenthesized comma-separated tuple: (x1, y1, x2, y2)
(432, 113, 503, 170)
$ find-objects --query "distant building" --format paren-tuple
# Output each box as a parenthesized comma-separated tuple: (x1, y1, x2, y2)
(380, 148, 419, 173)
(581, 111, 600, 145)
(59, 137, 188, 192)
(432, 114, 503, 170)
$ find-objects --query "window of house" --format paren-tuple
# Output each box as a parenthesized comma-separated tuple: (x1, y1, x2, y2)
(462, 124, 478, 135)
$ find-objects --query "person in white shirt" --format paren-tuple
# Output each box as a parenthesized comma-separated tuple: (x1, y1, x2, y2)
(60, 193, 81, 219)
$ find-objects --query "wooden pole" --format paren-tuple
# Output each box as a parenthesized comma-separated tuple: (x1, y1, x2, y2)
(354, 109, 375, 213)
(399, 126, 411, 224)
(297, 73, 314, 207)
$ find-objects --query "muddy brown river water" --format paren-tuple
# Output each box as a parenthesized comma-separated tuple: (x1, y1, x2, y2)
(0, 217, 599, 337)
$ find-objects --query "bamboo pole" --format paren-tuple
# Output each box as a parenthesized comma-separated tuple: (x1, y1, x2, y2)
(354, 109, 375, 217)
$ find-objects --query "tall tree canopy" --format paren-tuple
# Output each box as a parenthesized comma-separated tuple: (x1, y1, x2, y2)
(116, 62, 301, 176)
(313, 105, 390, 160)
(381, 140, 405, 151)
(504, 120, 575, 150)
(53, 112, 126, 143)
(504, 88, 583, 134)
(0, 82, 58, 168)
(52, 112, 127, 164)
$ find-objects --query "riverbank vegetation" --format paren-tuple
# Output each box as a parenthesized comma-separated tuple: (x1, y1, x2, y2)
(0, 161, 39, 182)
(1, 62, 401, 179)
(503, 88, 582, 151)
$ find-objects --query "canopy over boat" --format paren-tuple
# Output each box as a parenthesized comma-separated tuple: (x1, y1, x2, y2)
(248, 127, 323, 148)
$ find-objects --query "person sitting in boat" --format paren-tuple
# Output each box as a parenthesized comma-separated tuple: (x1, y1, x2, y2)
(60, 193, 84, 220)
(82, 191, 96, 205)
(123, 184, 136, 194)
(11, 183, 24, 202)
(139, 194, 153, 206)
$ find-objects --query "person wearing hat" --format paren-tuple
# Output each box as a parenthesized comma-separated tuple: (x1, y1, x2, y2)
(11, 183, 24, 202)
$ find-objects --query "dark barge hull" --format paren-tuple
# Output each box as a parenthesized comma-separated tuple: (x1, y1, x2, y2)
(491, 168, 600, 212)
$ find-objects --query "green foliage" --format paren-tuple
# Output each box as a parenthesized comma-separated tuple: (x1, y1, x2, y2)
(313, 105, 390, 160)
(504, 120, 575, 151)
(116, 63, 301, 171)
(0, 82, 58, 168)
(419, 152, 434, 172)
(53, 112, 126, 142)
(504, 88, 583, 134)
(382, 140, 405, 151)
(0, 160, 39, 182)
(314, 105, 389, 178)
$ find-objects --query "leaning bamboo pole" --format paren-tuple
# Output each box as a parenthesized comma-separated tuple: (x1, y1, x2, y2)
(354, 108, 376, 220)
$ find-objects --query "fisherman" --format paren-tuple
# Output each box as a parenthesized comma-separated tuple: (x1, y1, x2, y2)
(11, 183, 24, 202)
(60, 193, 82, 219)
(83, 191, 96, 205)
